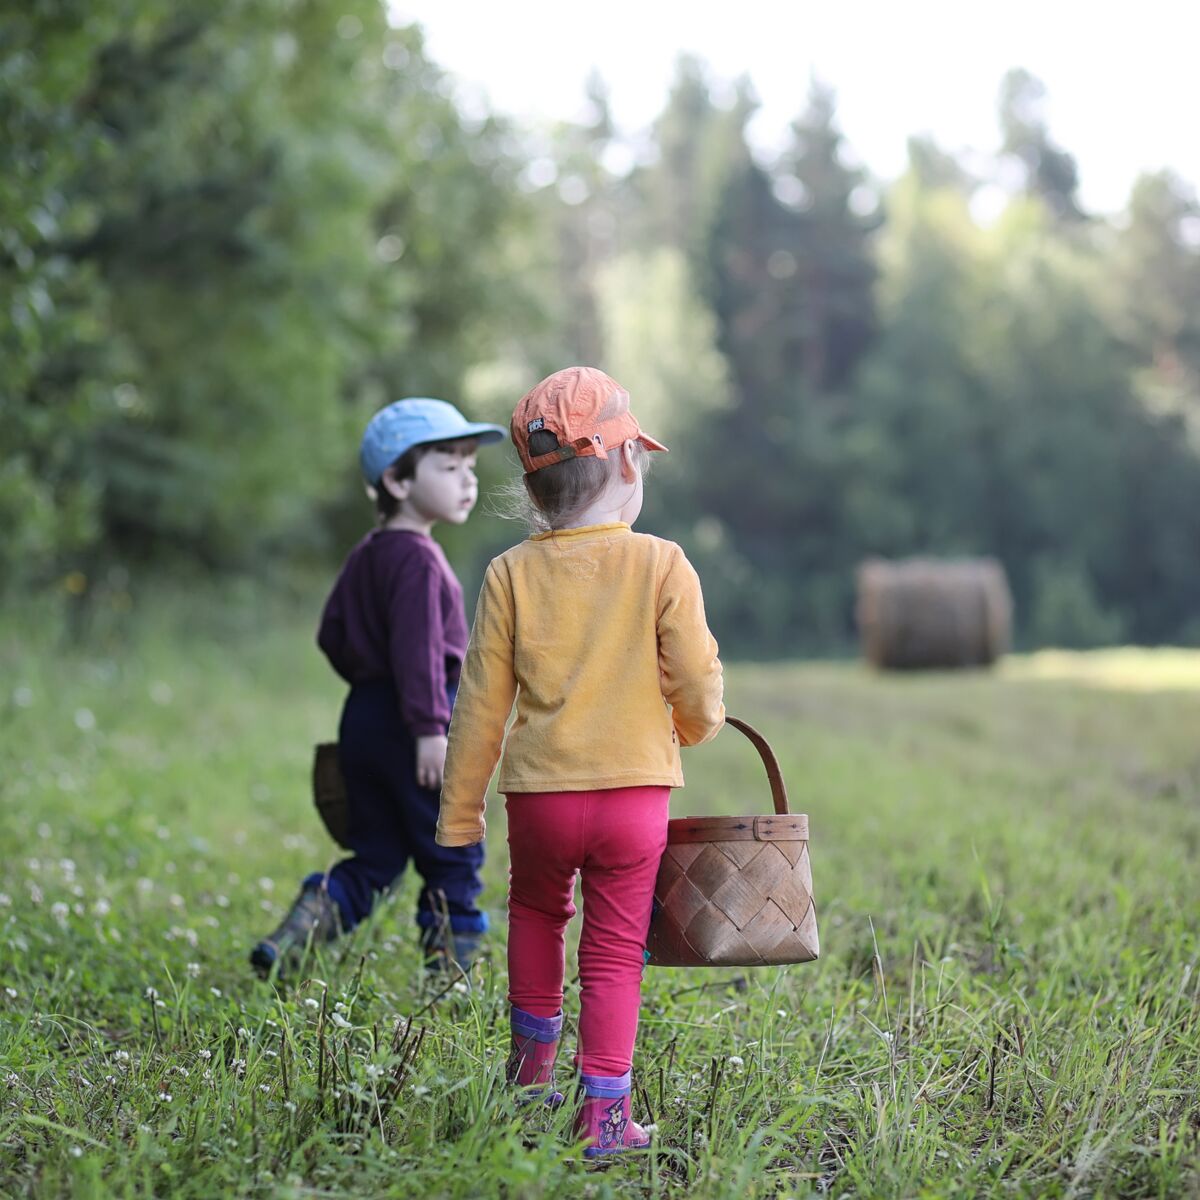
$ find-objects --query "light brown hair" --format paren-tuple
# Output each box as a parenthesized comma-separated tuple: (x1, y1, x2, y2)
(496, 429, 648, 532)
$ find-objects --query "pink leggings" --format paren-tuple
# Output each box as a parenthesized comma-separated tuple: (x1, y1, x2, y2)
(505, 786, 669, 1077)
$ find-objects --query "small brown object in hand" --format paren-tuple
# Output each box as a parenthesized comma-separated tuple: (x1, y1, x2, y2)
(645, 717, 819, 969)
(312, 742, 351, 849)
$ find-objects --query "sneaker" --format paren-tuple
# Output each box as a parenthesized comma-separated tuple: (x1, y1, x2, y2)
(250, 882, 341, 980)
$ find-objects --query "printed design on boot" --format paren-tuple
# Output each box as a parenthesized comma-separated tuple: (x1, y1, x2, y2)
(597, 1099, 629, 1150)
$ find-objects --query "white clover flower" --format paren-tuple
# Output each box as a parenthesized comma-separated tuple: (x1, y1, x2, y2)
(29, 885, 43, 905)
(51, 902, 70, 924)
(186, 963, 200, 979)
(728, 1055, 745, 1070)
(93, 898, 111, 917)
(365, 1064, 383, 1079)
(203, 1069, 213, 1081)
(232, 1058, 246, 1075)
(137, 879, 153, 894)
(258, 878, 274, 892)
(70, 1146, 83, 1158)
(4, 988, 17, 999)
(283, 1101, 297, 1113)
(198, 1050, 212, 1061)
(237, 1027, 251, 1040)
(0, 894, 10, 907)
(172, 1066, 190, 1078)
(258, 1084, 270, 1094)
(5, 1072, 19, 1086)
(210, 987, 222, 998)
(114, 1050, 130, 1062)
(158, 1091, 172, 1102)
(154, 999, 165, 1009)
(411, 1085, 430, 1097)
(333, 1002, 348, 1014)
(303, 998, 320, 1010)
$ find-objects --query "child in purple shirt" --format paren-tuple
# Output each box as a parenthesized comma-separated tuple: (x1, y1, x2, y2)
(250, 398, 505, 979)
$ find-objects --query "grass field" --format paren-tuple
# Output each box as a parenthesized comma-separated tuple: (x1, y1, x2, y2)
(2, 599, 1199, 1198)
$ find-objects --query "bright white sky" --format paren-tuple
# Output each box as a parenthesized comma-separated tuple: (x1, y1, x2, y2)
(388, 0, 1199, 215)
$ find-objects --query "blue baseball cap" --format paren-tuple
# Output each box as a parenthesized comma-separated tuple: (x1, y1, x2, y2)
(359, 398, 506, 485)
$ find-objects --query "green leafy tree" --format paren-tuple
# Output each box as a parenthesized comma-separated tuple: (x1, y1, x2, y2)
(1, 1, 522, 593)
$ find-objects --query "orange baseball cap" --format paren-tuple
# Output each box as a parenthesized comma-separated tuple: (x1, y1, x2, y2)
(511, 366, 668, 474)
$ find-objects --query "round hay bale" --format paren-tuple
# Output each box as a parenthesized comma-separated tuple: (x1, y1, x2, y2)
(856, 557, 1012, 670)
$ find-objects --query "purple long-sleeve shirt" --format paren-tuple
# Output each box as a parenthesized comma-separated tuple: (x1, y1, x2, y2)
(317, 530, 469, 737)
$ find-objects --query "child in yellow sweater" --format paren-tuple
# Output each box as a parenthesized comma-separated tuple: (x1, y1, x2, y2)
(437, 366, 724, 1157)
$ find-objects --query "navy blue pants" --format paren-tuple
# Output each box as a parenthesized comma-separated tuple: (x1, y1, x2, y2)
(304, 680, 487, 935)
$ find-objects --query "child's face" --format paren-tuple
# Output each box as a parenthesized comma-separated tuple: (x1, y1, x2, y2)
(404, 442, 480, 527)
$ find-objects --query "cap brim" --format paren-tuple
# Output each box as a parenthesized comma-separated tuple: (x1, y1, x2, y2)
(637, 431, 669, 453)
(413, 423, 507, 448)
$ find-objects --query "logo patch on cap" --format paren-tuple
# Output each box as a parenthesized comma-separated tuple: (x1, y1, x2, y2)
(527, 418, 545, 433)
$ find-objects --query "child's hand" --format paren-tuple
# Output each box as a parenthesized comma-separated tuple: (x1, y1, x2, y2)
(416, 734, 448, 791)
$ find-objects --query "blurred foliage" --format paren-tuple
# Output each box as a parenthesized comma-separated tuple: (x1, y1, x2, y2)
(4, 14, 1200, 653)
(1, 0, 520, 586)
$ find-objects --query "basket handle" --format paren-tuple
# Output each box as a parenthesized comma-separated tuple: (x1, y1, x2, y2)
(723, 716, 790, 815)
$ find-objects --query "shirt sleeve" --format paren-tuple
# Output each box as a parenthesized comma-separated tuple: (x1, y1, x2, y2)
(387, 547, 453, 738)
(437, 563, 518, 846)
(657, 545, 725, 747)
(316, 583, 348, 678)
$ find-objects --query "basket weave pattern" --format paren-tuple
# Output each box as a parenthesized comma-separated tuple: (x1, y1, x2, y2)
(645, 718, 818, 968)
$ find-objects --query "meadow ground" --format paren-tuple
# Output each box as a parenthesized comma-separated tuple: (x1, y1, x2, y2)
(2, 595, 1199, 1199)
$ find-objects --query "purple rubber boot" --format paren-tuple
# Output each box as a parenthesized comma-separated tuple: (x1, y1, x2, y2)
(574, 1071, 651, 1158)
(507, 1007, 565, 1107)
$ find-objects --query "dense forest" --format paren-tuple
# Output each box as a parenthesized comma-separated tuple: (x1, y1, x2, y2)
(4, 1, 1199, 654)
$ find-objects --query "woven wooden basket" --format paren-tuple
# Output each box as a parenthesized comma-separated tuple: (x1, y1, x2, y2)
(645, 717, 818, 968)
(312, 742, 352, 850)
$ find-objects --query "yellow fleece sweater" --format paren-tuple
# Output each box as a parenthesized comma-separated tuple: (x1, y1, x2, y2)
(436, 522, 725, 846)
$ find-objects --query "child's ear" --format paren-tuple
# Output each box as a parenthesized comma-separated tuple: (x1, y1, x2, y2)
(380, 467, 411, 501)
(619, 439, 638, 483)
